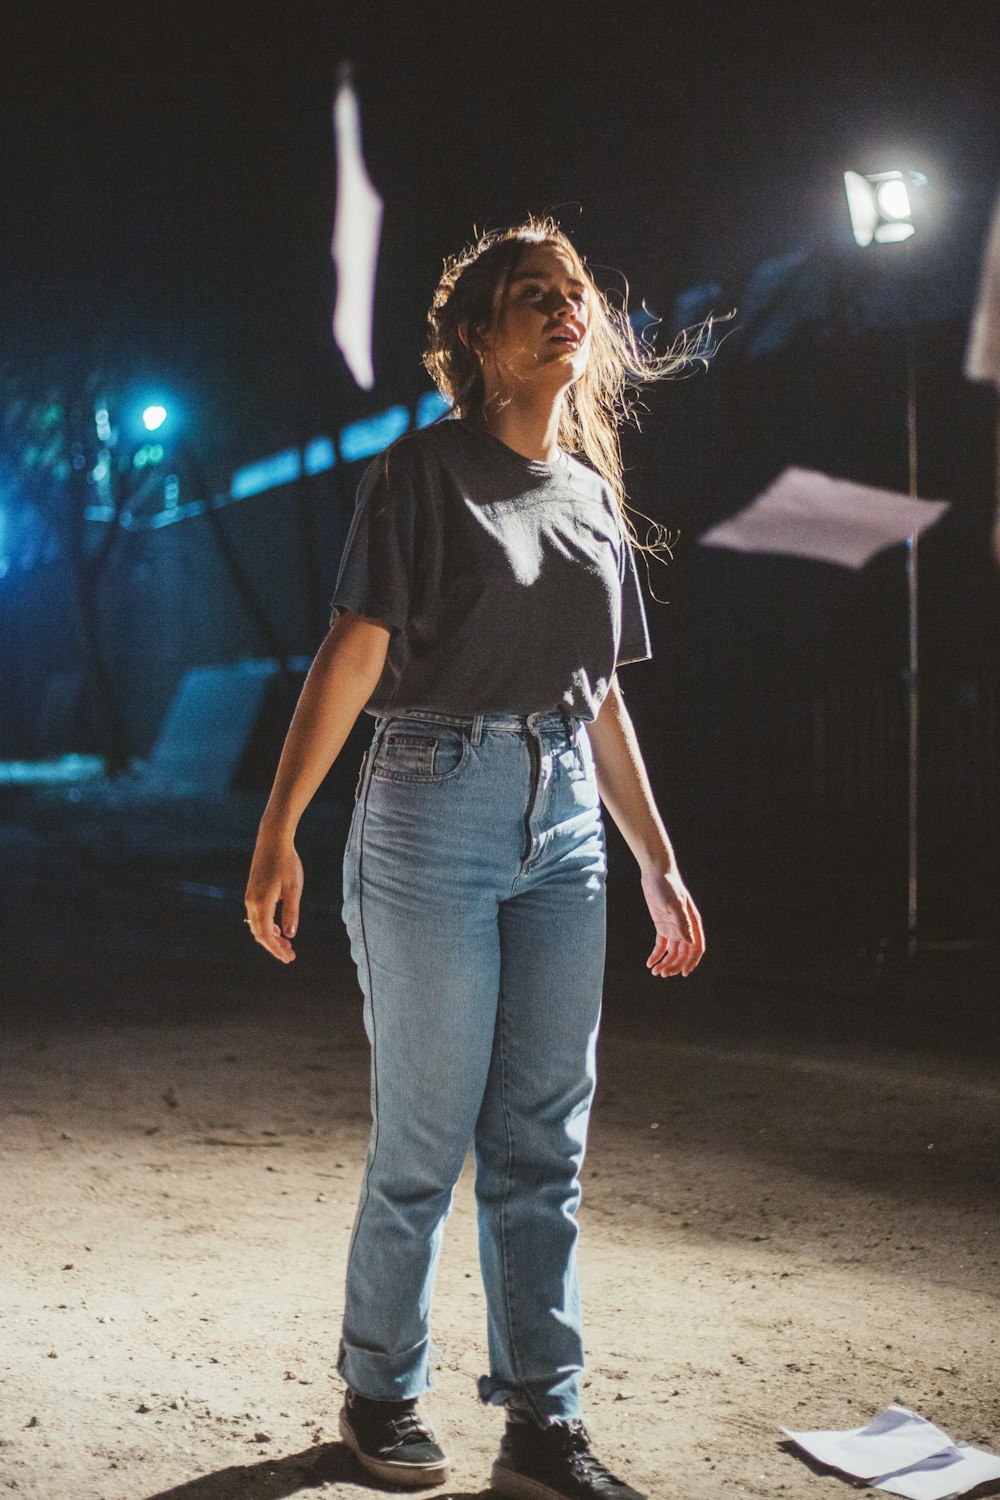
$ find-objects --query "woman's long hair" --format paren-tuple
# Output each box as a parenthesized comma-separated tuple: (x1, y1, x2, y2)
(422, 214, 719, 555)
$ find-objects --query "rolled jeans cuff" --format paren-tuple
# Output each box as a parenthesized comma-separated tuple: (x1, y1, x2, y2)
(477, 1372, 582, 1426)
(337, 1334, 436, 1401)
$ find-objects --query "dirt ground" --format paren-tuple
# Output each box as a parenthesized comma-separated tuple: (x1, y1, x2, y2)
(1, 775, 998, 1500)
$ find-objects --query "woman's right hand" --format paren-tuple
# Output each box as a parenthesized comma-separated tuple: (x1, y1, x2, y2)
(244, 823, 304, 964)
(240, 613, 390, 962)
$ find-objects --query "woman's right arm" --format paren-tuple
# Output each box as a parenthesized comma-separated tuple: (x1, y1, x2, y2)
(244, 609, 390, 963)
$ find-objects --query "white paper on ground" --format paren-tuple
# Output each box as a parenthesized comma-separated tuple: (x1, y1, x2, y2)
(781, 1405, 958, 1480)
(699, 467, 950, 569)
(873, 1442, 1000, 1500)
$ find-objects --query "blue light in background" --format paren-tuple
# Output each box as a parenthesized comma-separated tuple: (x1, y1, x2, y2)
(133, 443, 165, 468)
(142, 404, 168, 432)
(669, 283, 723, 337)
(415, 390, 452, 428)
(339, 405, 409, 463)
(0, 494, 55, 575)
(303, 436, 336, 474)
(629, 305, 660, 340)
(41, 369, 580, 548)
(230, 448, 302, 500)
(0, 753, 107, 786)
(143, 501, 206, 530)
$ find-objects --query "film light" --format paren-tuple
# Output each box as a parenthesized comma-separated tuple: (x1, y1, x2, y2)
(843, 169, 927, 246)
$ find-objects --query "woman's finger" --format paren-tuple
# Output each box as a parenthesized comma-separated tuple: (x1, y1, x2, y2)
(648, 938, 684, 976)
(646, 934, 669, 968)
(647, 931, 692, 971)
(280, 888, 300, 939)
(245, 899, 296, 964)
(652, 943, 689, 977)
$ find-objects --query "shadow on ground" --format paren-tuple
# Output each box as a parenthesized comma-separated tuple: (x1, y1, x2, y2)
(142, 1439, 491, 1498)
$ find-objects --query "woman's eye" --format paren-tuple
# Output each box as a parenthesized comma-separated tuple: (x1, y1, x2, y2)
(524, 286, 587, 304)
(521, 283, 587, 304)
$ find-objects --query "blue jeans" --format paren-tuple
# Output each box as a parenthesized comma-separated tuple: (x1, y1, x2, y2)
(337, 707, 608, 1425)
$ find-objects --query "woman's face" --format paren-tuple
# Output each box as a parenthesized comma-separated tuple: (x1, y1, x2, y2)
(476, 242, 593, 393)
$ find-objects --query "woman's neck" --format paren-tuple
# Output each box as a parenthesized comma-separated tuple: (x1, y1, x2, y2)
(471, 394, 564, 464)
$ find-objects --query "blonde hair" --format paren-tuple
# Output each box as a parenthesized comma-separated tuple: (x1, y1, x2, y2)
(422, 213, 718, 556)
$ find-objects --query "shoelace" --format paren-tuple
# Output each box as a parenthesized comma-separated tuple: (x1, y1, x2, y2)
(569, 1449, 621, 1481)
(384, 1410, 433, 1447)
(553, 1423, 622, 1483)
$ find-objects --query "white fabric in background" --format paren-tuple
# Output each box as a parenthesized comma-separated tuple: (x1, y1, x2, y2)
(331, 72, 383, 390)
(699, 467, 949, 569)
(966, 191, 1000, 386)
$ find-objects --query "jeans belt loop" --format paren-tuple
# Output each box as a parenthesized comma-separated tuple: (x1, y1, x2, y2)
(470, 714, 484, 746)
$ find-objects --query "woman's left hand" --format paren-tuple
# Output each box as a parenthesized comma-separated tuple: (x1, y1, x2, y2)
(640, 868, 706, 978)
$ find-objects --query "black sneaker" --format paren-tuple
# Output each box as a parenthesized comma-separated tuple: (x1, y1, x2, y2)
(491, 1416, 646, 1499)
(338, 1386, 449, 1487)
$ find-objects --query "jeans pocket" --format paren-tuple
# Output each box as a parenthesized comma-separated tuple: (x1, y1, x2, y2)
(372, 723, 468, 782)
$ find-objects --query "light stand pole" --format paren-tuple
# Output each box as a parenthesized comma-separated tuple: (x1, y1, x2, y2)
(844, 168, 927, 960)
(904, 329, 919, 960)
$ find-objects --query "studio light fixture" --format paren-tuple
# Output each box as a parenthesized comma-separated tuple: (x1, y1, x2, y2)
(843, 169, 927, 246)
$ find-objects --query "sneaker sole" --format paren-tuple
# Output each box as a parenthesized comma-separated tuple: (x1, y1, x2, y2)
(490, 1458, 569, 1500)
(339, 1410, 450, 1488)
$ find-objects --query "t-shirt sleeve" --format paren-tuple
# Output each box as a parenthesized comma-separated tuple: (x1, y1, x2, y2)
(966, 192, 1000, 385)
(616, 532, 652, 667)
(329, 452, 417, 632)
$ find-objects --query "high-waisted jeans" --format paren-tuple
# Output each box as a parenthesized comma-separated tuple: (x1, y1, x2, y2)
(337, 706, 608, 1425)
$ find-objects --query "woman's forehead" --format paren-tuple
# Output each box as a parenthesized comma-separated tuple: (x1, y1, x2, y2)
(512, 243, 584, 281)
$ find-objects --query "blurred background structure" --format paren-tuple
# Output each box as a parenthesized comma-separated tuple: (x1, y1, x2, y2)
(1, 3, 998, 957)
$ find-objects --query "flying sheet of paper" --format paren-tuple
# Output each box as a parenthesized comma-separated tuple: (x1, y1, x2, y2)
(781, 1405, 958, 1480)
(699, 468, 950, 569)
(873, 1442, 1000, 1499)
(331, 67, 383, 390)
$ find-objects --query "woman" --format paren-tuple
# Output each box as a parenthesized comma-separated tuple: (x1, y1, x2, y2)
(245, 215, 706, 1500)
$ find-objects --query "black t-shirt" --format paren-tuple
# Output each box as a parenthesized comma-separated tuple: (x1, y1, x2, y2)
(329, 416, 652, 721)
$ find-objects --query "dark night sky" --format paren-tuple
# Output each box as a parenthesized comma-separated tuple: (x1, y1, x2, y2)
(3, 1, 999, 476)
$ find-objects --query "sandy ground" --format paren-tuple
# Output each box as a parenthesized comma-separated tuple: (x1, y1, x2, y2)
(1, 776, 998, 1500)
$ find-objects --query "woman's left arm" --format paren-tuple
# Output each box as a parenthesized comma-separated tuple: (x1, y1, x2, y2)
(587, 674, 706, 978)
